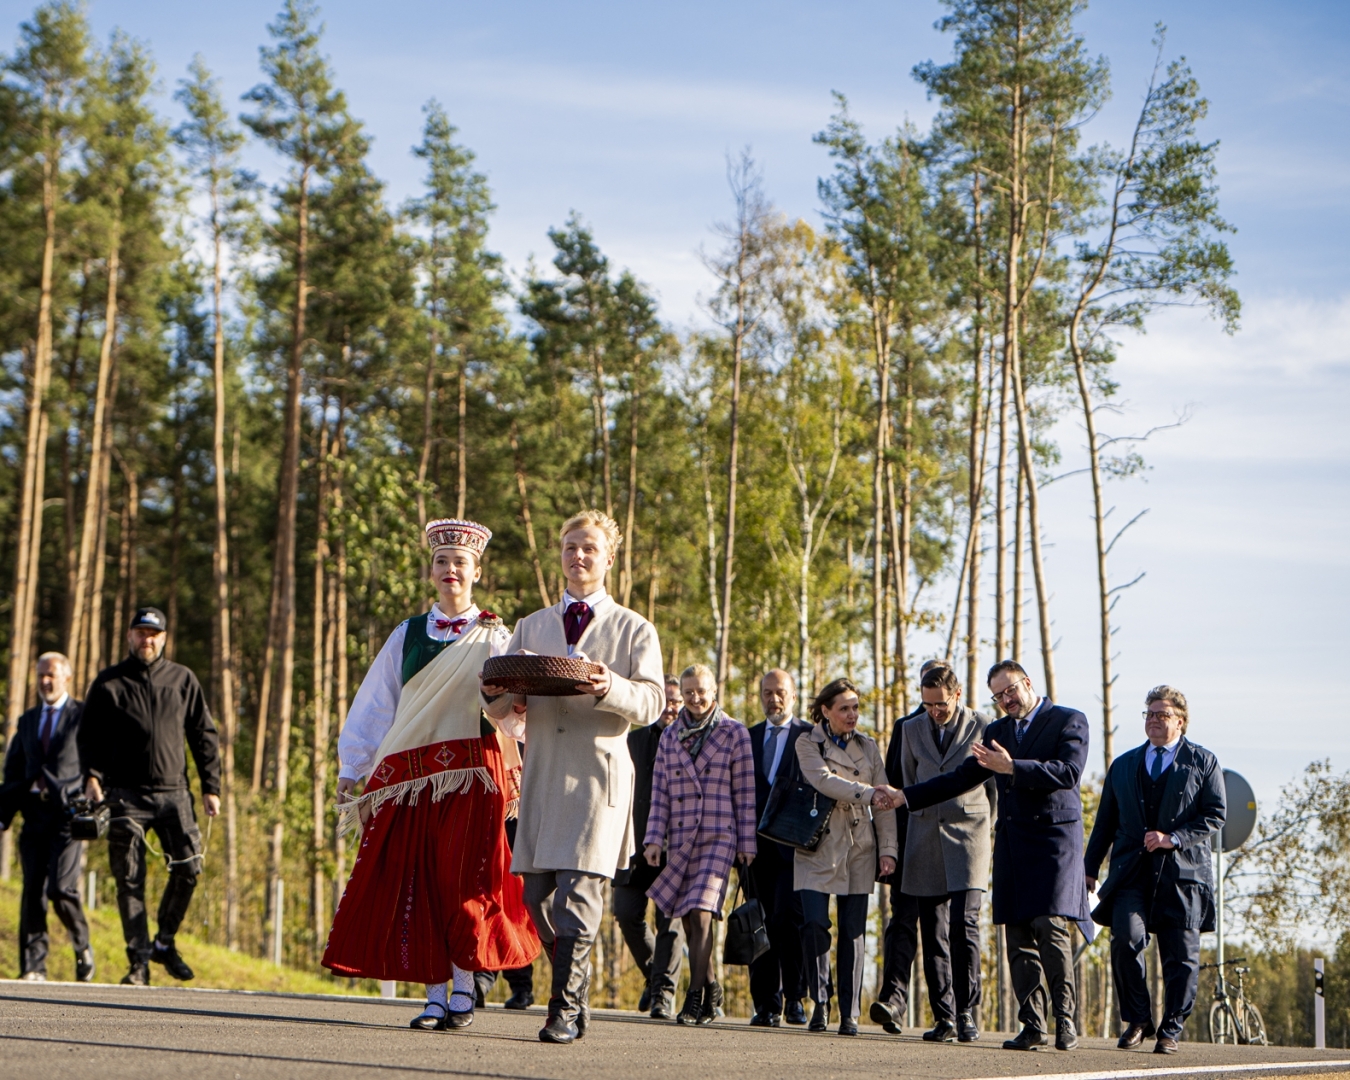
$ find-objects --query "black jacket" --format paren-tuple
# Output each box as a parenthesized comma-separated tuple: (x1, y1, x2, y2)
(1084, 737, 1226, 931)
(0, 697, 83, 826)
(903, 701, 1092, 927)
(616, 720, 667, 888)
(78, 654, 221, 796)
(748, 716, 811, 821)
(878, 705, 924, 888)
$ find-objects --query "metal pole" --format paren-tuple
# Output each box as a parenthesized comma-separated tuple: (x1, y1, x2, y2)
(1215, 842, 1224, 971)
(1315, 958, 1326, 1049)
(86, 869, 97, 911)
(380, 980, 397, 999)
(272, 878, 284, 966)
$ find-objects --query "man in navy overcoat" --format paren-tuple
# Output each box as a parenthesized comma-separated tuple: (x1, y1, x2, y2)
(1085, 685, 1225, 1055)
(891, 660, 1091, 1052)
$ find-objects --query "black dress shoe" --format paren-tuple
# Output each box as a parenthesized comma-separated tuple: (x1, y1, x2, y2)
(75, 947, 95, 983)
(1154, 1035, 1179, 1055)
(650, 992, 676, 1020)
(504, 988, 534, 1010)
(150, 940, 194, 981)
(870, 999, 901, 1034)
(1055, 1016, 1079, 1051)
(957, 1012, 979, 1042)
(923, 1018, 957, 1042)
(838, 1019, 858, 1036)
(121, 962, 150, 986)
(808, 1001, 830, 1032)
(1117, 1020, 1156, 1049)
(639, 982, 652, 1013)
(1003, 1023, 1047, 1050)
(749, 1012, 781, 1027)
(784, 1000, 808, 1025)
(410, 1003, 447, 1031)
(539, 1012, 578, 1043)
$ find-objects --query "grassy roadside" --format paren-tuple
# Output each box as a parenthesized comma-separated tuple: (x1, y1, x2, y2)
(0, 876, 375, 994)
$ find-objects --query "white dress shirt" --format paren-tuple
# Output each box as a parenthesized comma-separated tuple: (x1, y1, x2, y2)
(337, 604, 509, 783)
(1146, 736, 1182, 777)
(560, 586, 611, 657)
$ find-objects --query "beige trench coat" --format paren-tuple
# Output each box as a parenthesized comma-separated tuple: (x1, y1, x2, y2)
(793, 724, 898, 895)
(484, 596, 664, 877)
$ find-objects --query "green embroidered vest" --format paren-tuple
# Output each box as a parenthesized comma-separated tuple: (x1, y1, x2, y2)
(400, 614, 494, 737)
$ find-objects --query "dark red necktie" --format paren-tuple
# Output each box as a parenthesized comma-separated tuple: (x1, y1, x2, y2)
(434, 617, 469, 634)
(564, 601, 593, 646)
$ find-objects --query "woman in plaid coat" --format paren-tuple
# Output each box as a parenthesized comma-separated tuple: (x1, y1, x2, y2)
(644, 664, 757, 1026)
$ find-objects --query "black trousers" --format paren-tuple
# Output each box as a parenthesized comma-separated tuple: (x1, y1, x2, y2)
(18, 801, 90, 974)
(107, 788, 202, 965)
(1005, 915, 1076, 1031)
(917, 889, 984, 1022)
(801, 891, 868, 1023)
(1111, 886, 1201, 1039)
(745, 842, 806, 1015)
(613, 879, 684, 998)
(877, 884, 920, 1010)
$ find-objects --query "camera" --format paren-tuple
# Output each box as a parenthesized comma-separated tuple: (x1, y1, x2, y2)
(67, 797, 110, 841)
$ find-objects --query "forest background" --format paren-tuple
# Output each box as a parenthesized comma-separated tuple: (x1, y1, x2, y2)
(1, 0, 1348, 1047)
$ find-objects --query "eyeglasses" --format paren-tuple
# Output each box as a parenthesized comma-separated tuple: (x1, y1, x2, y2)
(991, 683, 1026, 702)
(1143, 709, 1180, 721)
(923, 700, 955, 712)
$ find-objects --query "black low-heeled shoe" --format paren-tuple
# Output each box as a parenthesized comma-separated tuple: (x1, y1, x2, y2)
(410, 1003, 447, 1031)
(446, 993, 474, 1030)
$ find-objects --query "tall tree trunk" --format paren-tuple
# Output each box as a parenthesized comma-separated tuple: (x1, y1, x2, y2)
(311, 409, 331, 949)
(7, 133, 62, 749)
(510, 421, 551, 608)
(1012, 445, 1024, 663)
(416, 282, 438, 530)
(717, 327, 744, 704)
(888, 355, 914, 717)
(1010, 348, 1057, 699)
(166, 422, 182, 663)
(265, 163, 312, 942)
(85, 375, 117, 678)
(69, 206, 122, 689)
(207, 175, 240, 949)
(332, 402, 350, 905)
(61, 263, 93, 642)
(869, 302, 893, 734)
(620, 365, 640, 607)
(457, 350, 468, 519)
(589, 338, 613, 519)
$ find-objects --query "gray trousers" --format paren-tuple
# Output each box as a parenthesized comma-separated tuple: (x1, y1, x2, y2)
(1005, 915, 1076, 1031)
(523, 870, 607, 952)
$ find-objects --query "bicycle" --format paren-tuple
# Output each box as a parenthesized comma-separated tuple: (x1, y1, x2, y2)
(1201, 957, 1267, 1045)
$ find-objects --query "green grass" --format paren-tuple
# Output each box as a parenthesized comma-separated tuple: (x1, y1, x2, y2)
(0, 876, 374, 994)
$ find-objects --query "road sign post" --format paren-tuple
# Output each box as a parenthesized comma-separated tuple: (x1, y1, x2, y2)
(1316, 958, 1326, 1049)
(1214, 770, 1257, 977)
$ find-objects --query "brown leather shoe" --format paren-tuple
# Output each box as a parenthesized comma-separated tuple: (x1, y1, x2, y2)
(1117, 1021, 1156, 1049)
(1154, 1035, 1179, 1054)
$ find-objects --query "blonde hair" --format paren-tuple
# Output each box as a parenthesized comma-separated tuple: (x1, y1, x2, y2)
(681, 663, 716, 686)
(560, 509, 622, 552)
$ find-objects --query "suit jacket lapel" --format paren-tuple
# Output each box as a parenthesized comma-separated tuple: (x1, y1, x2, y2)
(1013, 700, 1054, 759)
(939, 706, 973, 768)
(1158, 738, 1194, 828)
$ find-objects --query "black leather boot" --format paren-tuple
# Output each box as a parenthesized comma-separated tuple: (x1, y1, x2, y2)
(538, 936, 587, 1045)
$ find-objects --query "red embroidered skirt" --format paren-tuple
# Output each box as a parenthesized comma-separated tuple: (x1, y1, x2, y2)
(322, 735, 540, 983)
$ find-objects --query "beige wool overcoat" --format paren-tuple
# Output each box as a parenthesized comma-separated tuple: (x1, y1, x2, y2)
(485, 595, 664, 877)
(793, 724, 898, 895)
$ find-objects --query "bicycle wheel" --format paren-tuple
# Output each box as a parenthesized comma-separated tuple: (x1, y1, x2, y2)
(1243, 1002, 1267, 1046)
(1209, 1000, 1236, 1043)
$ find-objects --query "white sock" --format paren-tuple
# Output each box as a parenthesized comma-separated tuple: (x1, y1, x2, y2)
(424, 982, 447, 1015)
(450, 964, 474, 1011)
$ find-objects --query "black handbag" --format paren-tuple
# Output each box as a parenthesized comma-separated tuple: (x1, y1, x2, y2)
(722, 875, 771, 966)
(757, 776, 836, 852)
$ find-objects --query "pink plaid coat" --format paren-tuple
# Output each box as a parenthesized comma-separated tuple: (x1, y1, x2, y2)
(644, 717, 757, 918)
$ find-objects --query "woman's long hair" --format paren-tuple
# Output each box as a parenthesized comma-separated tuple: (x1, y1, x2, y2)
(810, 677, 860, 728)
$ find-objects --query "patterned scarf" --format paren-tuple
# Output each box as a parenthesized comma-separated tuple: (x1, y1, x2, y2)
(677, 705, 723, 762)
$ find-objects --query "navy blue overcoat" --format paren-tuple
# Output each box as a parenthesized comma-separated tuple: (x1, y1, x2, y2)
(1083, 737, 1226, 931)
(902, 701, 1092, 928)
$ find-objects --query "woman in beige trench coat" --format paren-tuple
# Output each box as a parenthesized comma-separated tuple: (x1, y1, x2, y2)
(794, 678, 898, 1036)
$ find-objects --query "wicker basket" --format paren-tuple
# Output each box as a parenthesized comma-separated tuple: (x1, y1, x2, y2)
(482, 654, 602, 697)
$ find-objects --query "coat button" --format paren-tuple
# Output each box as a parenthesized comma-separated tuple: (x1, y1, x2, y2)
(853, 769, 860, 776)
(557, 727, 565, 733)
(677, 797, 683, 802)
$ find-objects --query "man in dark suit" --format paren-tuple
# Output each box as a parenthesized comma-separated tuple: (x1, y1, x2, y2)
(871, 660, 944, 1036)
(744, 668, 811, 1027)
(888, 659, 1092, 1052)
(0, 652, 93, 981)
(614, 675, 685, 1019)
(1085, 685, 1225, 1056)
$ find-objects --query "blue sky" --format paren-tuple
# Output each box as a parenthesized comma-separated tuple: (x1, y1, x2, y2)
(10, 0, 1348, 813)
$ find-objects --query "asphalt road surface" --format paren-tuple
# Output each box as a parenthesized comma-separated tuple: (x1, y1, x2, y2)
(0, 980, 1346, 1080)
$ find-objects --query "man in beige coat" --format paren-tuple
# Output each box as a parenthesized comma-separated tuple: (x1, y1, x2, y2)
(482, 510, 663, 1044)
(899, 664, 996, 1043)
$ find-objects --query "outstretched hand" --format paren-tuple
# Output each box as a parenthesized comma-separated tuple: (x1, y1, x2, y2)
(872, 784, 905, 811)
(972, 738, 1014, 774)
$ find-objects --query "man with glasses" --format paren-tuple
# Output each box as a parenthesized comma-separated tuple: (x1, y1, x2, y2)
(880, 660, 1092, 1052)
(896, 664, 995, 1043)
(1085, 686, 1225, 1055)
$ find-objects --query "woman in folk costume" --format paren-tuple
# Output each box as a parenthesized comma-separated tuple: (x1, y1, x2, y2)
(324, 518, 540, 1031)
(643, 663, 756, 1026)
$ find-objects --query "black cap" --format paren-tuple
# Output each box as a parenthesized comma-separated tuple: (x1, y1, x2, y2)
(129, 606, 168, 632)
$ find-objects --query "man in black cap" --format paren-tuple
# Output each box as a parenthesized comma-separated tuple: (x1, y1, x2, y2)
(0, 651, 92, 981)
(79, 607, 221, 985)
